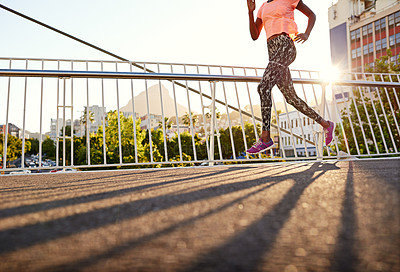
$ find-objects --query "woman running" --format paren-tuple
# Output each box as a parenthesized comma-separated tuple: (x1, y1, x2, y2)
(246, 0, 335, 154)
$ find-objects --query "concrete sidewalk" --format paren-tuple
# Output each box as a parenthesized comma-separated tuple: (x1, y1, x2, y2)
(0, 159, 399, 272)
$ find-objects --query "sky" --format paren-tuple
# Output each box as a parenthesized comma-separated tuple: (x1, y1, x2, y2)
(0, 0, 335, 69)
(0, 0, 337, 133)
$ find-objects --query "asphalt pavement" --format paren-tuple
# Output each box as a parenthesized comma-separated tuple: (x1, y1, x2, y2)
(0, 159, 399, 272)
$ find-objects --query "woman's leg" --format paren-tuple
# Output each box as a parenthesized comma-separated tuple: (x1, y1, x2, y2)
(276, 67, 329, 127)
(257, 62, 282, 142)
(272, 35, 329, 128)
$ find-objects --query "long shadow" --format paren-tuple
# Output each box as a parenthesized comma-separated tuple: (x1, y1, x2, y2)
(330, 161, 359, 272)
(181, 162, 340, 272)
(0, 166, 248, 220)
(47, 181, 281, 271)
(0, 167, 216, 194)
(353, 158, 400, 192)
(0, 166, 280, 254)
(47, 163, 339, 272)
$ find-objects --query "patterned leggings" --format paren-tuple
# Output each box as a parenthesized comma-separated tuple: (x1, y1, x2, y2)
(258, 33, 323, 131)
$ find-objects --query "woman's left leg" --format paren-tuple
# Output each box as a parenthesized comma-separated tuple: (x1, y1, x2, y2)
(273, 36, 328, 127)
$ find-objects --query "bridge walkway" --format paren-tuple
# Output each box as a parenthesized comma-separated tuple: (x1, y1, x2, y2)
(0, 159, 399, 272)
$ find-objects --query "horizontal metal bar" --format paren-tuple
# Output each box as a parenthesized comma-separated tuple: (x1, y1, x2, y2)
(2, 69, 400, 88)
(0, 69, 260, 82)
(0, 57, 320, 72)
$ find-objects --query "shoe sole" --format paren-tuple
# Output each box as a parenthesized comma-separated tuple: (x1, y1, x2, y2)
(246, 144, 276, 154)
(325, 122, 336, 146)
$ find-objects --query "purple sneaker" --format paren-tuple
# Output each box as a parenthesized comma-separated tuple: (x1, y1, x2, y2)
(246, 138, 275, 154)
(324, 121, 335, 146)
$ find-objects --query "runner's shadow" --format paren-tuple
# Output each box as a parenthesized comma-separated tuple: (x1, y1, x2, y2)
(46, 162, 340, 272)
(181, 162, 340, 272)
(0, 166, 273, 254)
(331, 161, 359, 271)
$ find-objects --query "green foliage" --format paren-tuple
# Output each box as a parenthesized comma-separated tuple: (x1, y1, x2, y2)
(26, 138, 39, 155)
(337, 49, 400, 155)
(42, 136, 56, 160)
(0, 134, 30, 161)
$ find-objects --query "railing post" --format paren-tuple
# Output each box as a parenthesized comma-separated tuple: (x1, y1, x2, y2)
(209, 81, 217, 166)
(316, 83, 327, 159)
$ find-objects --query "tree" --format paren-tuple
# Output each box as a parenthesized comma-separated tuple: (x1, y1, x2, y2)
(182, 112, 199, 127)
(336, 48, 400, 155)
(158, 117, 173, 130)
(97, 110, 146, 164)
(26, 138, 39, 155)
(42, 136, 56, 160)
(0, 134, 30, 162)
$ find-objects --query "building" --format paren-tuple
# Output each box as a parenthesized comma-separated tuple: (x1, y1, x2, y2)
(84, 105, 106, 134)
(278, 111, 320, 157)
(140, 114, 163, 130)
(0, 123, 20, 138)
(49, 118, 72, 140)
(328, 0, 400, 72)
(122, 111, 140, 120)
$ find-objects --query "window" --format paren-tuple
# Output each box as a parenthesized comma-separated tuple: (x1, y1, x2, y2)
(356, 29, 360, 39)
(356, 47, 362, 57)
(351, 30, 356, 41)
(389, 14, 395, 26)
(389, 35, 395, 46)
(362, 25, 368, 36)
(291, 120, 293, 128)
(376, 39, 382, 50)
(307, 119, 310, 126)
(382, 38, 387, 49)
(295, 119, 298, 127)
(375, 19, 381, 31)
(395, 11, 400, 24)
(363, 45, 369, 55)
(381, 18, 386, 29)
(396, 33, 400, 44)
(369, 43, 374, 53)
(368, 23, 373, 34)
(303, 117, 306, 126)
(352, 49, 357, 59)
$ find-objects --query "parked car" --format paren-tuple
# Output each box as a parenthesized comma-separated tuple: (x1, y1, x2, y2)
(9, 169, 31, 175)
(61, 168, 78, 173)
(52, 168, 78, 173)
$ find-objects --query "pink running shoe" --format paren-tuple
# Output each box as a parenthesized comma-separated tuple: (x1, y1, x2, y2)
(324, 121, 335, 146)
(246, 138, 275, 154)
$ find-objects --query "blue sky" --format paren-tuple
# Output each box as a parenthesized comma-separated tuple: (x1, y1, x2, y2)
(0, 0, 334, 69)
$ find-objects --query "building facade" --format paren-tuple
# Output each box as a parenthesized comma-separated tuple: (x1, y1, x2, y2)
(0, 123, 20, 138)
(329, 0, 400, 72)
(140, 114, 163, 130)
(84, 105, 106, 135)
(278, 111, 320, 157)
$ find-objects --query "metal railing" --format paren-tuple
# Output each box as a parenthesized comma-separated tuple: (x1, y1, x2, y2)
(0, 58, 399, 172)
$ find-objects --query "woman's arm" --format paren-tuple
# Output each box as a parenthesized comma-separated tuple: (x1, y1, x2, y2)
(247, 0, 263, 40)
(294, 0, 316, 43)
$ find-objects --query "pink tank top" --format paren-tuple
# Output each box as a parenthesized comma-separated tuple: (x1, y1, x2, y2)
(257, 0, 301, 40)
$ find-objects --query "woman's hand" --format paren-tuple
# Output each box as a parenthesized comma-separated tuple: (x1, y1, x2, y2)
(294, 33, 309, 43)
(247, 0, 256, 12)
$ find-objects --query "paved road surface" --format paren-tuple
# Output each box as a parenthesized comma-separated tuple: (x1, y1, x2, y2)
(0, 159, 399, 272)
